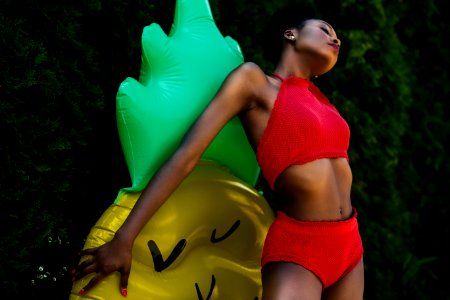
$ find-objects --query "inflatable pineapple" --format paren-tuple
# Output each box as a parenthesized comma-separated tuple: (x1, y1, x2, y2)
(69, 1, 274, 299)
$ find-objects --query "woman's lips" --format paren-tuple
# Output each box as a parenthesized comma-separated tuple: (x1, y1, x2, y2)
(329, 43, 340, 53)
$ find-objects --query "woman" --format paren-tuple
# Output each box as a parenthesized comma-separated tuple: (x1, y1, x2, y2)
(72, 8, 364, 300)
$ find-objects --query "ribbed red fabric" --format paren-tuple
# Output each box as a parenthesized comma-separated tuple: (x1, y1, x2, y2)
(256, 74, 350, 190)
(261, 208, 364, 288)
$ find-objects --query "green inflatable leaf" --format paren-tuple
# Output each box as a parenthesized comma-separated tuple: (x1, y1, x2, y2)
(116, 0, 259, 195)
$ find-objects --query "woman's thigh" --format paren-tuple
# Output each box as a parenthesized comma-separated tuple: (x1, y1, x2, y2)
(262, 261, 323, 300)
(322, 258, 364, 300)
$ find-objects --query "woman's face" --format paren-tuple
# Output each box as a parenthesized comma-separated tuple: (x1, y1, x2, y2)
(286, 19, 341, 75)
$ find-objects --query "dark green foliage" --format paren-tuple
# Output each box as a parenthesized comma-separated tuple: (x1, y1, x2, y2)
(0, 0, 448, 299)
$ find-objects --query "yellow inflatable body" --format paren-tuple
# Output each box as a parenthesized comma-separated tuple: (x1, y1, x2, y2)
(70, 161, 274, 299)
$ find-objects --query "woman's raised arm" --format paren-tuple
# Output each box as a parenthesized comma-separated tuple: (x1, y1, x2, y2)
(72, 62, 265, 295)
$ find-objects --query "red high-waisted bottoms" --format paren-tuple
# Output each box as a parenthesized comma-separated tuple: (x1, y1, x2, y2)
(261, 208, 364, 288)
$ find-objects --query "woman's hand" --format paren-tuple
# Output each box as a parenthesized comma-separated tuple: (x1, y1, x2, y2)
(71, 235, 133, 297)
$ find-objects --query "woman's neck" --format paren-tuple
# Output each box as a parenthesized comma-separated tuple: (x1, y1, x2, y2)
(274, 50, 319, 80)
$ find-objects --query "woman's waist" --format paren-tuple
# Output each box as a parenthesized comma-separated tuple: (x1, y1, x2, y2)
(277, 192, 353, 221)
(273, 160, 353, 221)
(275, 159, 352, 195)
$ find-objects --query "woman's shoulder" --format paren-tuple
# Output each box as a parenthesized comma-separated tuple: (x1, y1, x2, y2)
(232, 62, 271, 88)
(236, 62, 266, 77)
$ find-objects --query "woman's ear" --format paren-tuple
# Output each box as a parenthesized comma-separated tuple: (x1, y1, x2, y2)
(284, 29, 296, 42)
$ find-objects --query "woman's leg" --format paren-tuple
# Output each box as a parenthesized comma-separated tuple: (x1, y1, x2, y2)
(262, 262, 323, 300)
(322, 258, 364, 300)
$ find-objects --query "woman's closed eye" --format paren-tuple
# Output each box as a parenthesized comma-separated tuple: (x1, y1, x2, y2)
(321, 27, 330, 35)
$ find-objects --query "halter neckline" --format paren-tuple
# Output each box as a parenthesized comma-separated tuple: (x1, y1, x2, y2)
(272, 73, 285, 81)
(272, 73, 312, 88)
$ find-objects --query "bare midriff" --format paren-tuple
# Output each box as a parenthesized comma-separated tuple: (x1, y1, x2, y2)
(273, 157, 353, 222)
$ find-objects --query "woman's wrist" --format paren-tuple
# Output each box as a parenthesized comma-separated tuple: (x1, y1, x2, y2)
(114, 227, 135, 249)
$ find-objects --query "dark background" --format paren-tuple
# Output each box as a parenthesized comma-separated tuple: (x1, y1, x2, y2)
(1, 0, 448, 298)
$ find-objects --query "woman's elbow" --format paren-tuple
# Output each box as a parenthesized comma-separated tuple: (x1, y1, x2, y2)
(172, 147, 201, 176)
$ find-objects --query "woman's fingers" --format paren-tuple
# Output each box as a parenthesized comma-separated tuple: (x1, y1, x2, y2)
(77, 257, 94, 270)
(73, 257, 95, 280)
(79, 247, 98, 256)
(78, 273, 101, 295)
(120, 267, 131, 297)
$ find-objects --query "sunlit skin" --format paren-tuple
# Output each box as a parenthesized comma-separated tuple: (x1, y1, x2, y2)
(73, 19, 364, 299)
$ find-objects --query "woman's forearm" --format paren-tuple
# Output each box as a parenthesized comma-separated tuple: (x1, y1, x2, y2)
(114, 147, 199, 246)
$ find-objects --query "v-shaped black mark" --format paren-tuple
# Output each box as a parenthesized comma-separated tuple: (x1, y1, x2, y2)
(147, 239, 187, 272)
(210, 220, 240, 243)
(195, 274, 215, 300)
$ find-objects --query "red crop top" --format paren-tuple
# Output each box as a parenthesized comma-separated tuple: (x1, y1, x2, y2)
(256, 74, 350, 190)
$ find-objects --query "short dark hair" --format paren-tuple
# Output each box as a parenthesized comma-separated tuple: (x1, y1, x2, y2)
(261, 2, 321, 65)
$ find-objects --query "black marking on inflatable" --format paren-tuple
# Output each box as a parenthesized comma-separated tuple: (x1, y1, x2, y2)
(147, 239, 187, 272)
(195, 274, 215, 300)
(210, 220, 240, 243)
